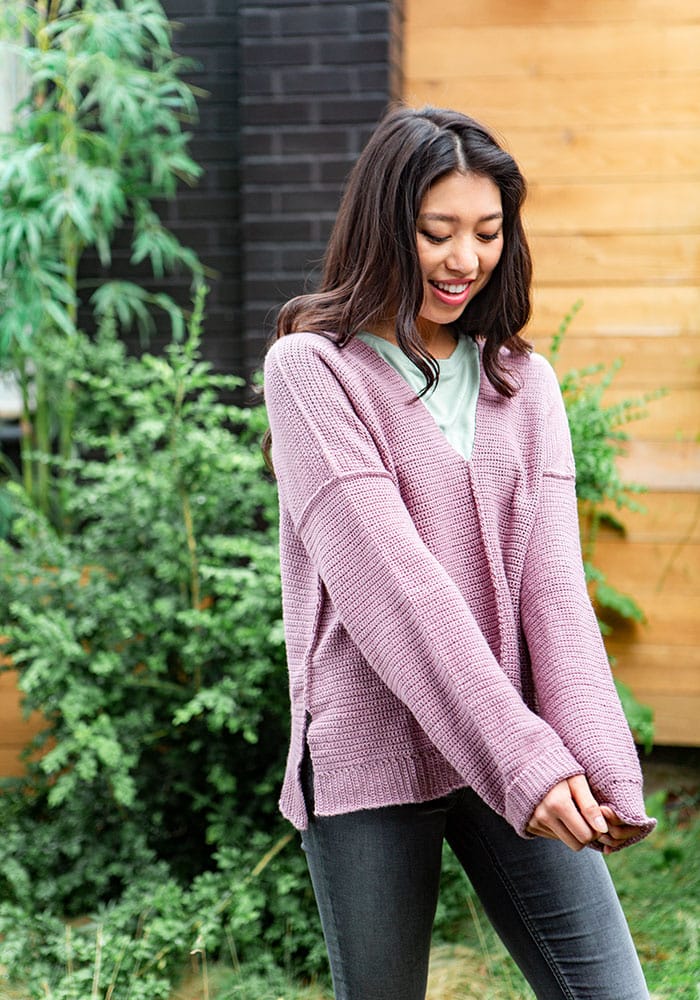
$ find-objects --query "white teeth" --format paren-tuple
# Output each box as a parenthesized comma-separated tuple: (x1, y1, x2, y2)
(433, 281, 468, 293)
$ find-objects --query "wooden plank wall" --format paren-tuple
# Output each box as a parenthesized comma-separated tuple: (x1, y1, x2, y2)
(404, 0, 700, 744)
(0, 643, 43, 776)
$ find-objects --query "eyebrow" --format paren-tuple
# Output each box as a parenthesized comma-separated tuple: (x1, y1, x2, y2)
(418, 212, 503, 224)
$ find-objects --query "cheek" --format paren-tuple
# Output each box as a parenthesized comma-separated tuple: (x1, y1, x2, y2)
(484, 244, 504, 274)
(417, 245, 443, 277)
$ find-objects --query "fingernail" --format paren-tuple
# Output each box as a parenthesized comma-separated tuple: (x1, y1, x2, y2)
(593, 816, 608, 834)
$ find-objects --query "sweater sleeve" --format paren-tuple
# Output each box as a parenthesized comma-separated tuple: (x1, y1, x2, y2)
(265, 336, 588, 838)
(520, 361, 656, 849)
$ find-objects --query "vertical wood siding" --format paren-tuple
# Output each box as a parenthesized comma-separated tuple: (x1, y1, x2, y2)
(404, 0, 700, 744)
(0, 652, 43, 776)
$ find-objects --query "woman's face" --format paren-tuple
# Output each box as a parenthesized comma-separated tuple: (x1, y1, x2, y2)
(415, 170, 504, 336)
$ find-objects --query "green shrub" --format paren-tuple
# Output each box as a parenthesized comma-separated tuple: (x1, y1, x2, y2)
(0, 298, 283, 868)
(0, 305, 328, 994)
(0, 839, 329, 1000)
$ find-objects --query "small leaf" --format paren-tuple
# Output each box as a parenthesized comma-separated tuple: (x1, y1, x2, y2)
(595, 580, 646, 624)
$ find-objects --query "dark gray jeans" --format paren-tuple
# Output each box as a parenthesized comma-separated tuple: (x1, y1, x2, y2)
(300, 774, 649, 1000)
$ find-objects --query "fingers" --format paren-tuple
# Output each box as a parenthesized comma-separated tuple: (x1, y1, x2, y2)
(596, 805, 643, 852)
(600, 804, 630, 828)
(600, 805, 642, 839)
(567, 774, 609, 835)
(527, 786, 646, 855)
(526, 777, 603, 852)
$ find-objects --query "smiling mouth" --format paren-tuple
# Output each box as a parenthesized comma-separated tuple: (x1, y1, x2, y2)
(431, 280, 470, 294)
(428, 280, 473, 306)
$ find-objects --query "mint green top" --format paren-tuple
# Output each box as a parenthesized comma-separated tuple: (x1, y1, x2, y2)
(356, 331, 480, 460)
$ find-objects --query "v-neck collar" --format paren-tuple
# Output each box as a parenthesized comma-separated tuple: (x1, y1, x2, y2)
(345, 335, 487, 469)
(341, 334, 517, 665)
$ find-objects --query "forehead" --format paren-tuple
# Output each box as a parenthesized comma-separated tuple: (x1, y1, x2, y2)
(419, 171, 502, 219)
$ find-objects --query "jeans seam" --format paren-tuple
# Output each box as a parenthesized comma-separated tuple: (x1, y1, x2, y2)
(302, 819, 354, 999)
(301, 753, 353, 1000)
(473, 827, 576, 1000)
(318, 846, 351, 999)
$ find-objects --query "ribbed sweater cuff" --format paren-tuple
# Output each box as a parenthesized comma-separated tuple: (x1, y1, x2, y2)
(505, 749, 584, 838)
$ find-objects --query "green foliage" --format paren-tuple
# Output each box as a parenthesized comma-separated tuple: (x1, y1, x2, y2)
(0, 4, 327, 991)
(0, 837, 329, 1000)
(0, 870, 190, 1000)
(0, 296, 330, 994)
(614, 680, 655, 755)
(548, 301, 659, 515)
(432, 842, 479, 943)
(548, 301, 663, 745)
(605, 804, 700, 999)
(0, 0, 203, 521)
(0, 0, 202, 356)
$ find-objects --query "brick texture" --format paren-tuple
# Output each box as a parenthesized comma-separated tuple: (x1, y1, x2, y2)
(153, 0, 243, 374)
(80, 1, 402, 383)
(239, 0, 403, 375)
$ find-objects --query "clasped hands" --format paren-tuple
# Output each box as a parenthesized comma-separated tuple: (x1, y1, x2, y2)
(526, 775, 643, 854)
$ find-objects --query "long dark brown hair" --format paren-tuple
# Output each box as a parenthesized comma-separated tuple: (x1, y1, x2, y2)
(263, 105, 533, 463)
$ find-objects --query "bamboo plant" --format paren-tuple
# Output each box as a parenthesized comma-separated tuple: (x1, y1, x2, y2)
(0, 0, 204, 526)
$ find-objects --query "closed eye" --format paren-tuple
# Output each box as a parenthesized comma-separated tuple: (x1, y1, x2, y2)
(478, 232, 501, 243)
(418, 229, 450, 245)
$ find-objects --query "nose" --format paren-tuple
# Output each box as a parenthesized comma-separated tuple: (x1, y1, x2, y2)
(446, 241, 479, 275)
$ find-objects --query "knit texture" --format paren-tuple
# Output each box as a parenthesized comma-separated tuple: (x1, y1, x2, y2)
(264, 332, 656, 848)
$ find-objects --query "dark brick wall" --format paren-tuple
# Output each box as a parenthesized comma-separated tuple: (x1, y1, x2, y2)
(239, 0, 403, 375)
(91, 0, 402, 381)
(159, 0, 243, 375)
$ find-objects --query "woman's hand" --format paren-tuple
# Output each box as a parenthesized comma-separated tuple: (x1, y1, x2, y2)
(594, 805, 646, 854)
(526, 774, 609, 851)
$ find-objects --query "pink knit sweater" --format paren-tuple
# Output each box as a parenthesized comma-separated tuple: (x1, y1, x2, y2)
(264, 332, 655, 847)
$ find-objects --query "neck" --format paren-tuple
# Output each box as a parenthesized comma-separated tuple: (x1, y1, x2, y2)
(416, 318, 457, 359)
(365, 320, 457, 360)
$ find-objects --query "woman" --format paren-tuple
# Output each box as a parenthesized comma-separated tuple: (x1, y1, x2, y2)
(263, 105, 655, 1000)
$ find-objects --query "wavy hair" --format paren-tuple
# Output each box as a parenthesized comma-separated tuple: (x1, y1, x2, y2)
(263, 105, 533, 462)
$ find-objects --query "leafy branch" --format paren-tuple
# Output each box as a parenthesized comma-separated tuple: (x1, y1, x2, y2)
(0, 0, 205, 525)
(549, 301, 665, 748)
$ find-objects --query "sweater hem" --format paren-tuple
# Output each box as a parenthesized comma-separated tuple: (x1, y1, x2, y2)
(279, 750, 466, 831)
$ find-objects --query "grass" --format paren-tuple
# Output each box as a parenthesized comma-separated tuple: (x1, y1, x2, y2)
(605, 792, 699, 1000)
